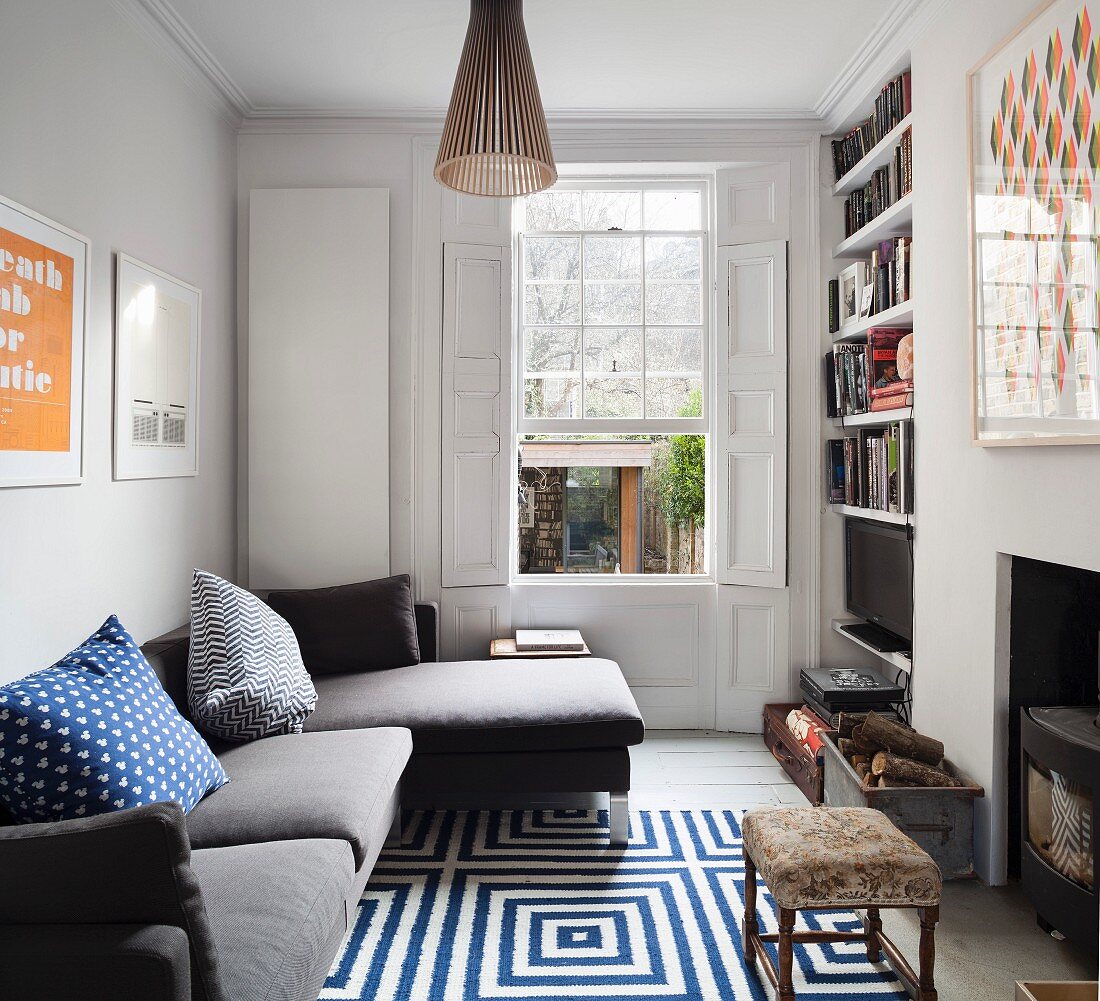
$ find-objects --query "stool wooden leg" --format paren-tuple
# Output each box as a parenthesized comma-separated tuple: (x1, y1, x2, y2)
(918, 905, 938, 1001)
(865, 907, 882, 962)
(777, 907, 796, 1001)
(742, 854, 758, 967)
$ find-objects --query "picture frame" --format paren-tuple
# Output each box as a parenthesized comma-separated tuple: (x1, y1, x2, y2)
(113, 254, 201, 479)
(969, 0, 1100, 445)
(858, 282, 875, 319)
(0, 194, 88, 487)
(838, 261, 867, 326)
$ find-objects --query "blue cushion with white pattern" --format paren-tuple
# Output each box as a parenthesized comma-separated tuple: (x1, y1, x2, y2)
(0, 616, 229, 824)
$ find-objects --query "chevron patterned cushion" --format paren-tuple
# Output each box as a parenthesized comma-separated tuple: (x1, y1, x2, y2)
(188, 570, 318, 743)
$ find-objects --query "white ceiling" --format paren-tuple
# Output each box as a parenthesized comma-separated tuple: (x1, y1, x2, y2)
(154, 0, 898, 118)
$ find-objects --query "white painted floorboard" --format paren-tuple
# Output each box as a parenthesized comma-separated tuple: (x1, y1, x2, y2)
(630, 729, 801, 810)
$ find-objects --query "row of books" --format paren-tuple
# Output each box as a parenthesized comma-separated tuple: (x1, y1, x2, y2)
(842, 128, 912, 237)
(870, 236, 912, 317)
(825, 329, 914, 418)
(827, 421, 914, 514)
(830, 71, 912, 182)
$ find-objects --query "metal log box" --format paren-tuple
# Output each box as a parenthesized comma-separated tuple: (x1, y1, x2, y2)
(820, 731, 985, 879)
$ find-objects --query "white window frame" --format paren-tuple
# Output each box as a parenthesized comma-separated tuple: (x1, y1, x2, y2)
(511, 176, 715, 583)
(515, 177, 711, 435)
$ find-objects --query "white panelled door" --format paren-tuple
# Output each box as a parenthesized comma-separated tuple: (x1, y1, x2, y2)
(714, 239, 790, 731)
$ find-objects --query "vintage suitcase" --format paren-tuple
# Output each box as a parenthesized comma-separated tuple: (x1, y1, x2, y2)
(820, 731, 985, 879)
(762, 703, 831, 805)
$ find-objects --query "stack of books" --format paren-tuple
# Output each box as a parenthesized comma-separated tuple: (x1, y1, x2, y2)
(827, 421, 914, 514)
(830, 72, 912, 183)
(825, 328, 913, 418)
(842, 126, 914, 237)
(514, 629, 586, 652)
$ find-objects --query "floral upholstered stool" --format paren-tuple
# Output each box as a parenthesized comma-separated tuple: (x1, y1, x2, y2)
(741, 806, 942, 1001)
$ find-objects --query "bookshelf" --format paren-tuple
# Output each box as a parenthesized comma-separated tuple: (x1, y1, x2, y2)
(833, 114, 913, 196)
(825, 67, 916, 672)
(832, 406, 912, 428)
(833, 300, 914, 343)
(833, 193, 913, 258)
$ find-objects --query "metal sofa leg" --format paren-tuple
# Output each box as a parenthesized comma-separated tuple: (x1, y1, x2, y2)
(609, 791, 630, 845)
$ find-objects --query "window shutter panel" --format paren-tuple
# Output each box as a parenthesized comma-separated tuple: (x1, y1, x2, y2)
(715, 163, 791, 245)
(715, 240, 788, 588)
(441, 241, 512, 587)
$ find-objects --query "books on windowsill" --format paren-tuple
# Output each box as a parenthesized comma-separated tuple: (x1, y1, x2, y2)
(514, 629, 586, 652)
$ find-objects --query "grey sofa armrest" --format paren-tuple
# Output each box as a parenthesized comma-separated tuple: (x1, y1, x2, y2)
(1, 923, 191, 1001)
(415, 600, 440, 662)
(0, 803, 226, 1001)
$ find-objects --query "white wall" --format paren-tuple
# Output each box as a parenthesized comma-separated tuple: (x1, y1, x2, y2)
(0, 1, 238, 681)
(910, 0, 1100, 883)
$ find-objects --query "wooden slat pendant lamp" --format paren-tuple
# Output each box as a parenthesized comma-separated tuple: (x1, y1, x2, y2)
(435, 0, 557, 197)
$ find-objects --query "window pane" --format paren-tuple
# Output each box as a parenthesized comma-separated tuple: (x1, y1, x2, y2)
(645, 327, 703, 372)
(646, 282, 702, 324)
(644, 190, 701, 230)
(645, 236, 702, 280)
(525, 327, 580, 373)
(525, 377, 579, 418)
(524, 237, 580, 280)
(583, 236, 641, 280)
(646, 377, 703, 418)
(525, 191, 582, 230)
(585, 282, 642, 324)
(582, 191, 641, 230)
(585, 377, 643, 418)
(525, 283, 581, 324)
(585, 327, 642, 374)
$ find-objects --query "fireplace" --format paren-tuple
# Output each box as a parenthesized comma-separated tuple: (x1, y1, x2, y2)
(1009, 556, 1100, 950)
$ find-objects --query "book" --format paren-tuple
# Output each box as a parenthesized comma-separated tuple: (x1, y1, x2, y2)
(515, 629, 585, 652)
(870, 391, 913, 411)
(831, 421, 914, 513)
(827, 278, 840, 333)
(867, 328, 911, 398)
(827, 439, 846, 502)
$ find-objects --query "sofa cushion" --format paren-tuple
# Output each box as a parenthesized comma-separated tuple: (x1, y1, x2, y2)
(191, 838, 354, 1001)
(0, 615, 228, 824)
(188, 570, 317, 743)
(304, 658, 644, 753)
(266, 574, 420, 674)
(186, 728, 410, 869)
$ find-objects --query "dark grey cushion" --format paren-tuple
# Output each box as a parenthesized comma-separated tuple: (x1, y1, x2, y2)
(0, 802, 225, 1001)
(191, 838, 354, 1001)
(186, 728, 410, 869)
(304, 658, 644, 753)
(1, 924, 192, 1001)
(267, 574, 420, 673)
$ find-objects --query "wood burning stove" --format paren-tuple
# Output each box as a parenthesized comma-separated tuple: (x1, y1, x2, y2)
(1020, 706, 1100, 950)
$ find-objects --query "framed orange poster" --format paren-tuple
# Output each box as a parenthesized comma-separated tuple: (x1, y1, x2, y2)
(0, 195, 87, 485)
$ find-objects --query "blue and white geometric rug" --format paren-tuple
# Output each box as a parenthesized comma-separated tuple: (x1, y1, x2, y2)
(321, 809, 909, 1001)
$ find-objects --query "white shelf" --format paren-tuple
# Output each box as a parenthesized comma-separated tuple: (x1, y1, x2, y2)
(828, 504, 912, 526)
(832, 406, 912, 427)
(833, 193, 914, 258)
(833, 300, 914, 343)
(831, 618, 912, 674)
(832, 114, 913, 196)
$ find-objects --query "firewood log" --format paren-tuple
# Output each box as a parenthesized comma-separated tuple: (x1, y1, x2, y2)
(878, 776, 920, 788)
(836, 712, 870, 739)
(862, 711, 944, 766)
(850, 723, 883, 756)
(871, 751, 960, 788)
(850, 754, 870, 769)
(837, 737, 857, 758)
(855, 761, 870, 779)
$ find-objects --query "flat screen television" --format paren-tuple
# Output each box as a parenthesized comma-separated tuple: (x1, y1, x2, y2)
(845, 518, 913, 642)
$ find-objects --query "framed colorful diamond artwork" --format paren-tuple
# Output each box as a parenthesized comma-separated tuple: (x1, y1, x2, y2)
(969, 1, 1100, 444)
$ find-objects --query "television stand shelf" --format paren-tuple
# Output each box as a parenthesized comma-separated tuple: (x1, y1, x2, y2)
(832, 618, 912, 674)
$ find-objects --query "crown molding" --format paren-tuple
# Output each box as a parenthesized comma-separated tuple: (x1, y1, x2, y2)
(110, 0, 248, 125)
(238, 107, 824, 137)
(814, 0, 952, 133)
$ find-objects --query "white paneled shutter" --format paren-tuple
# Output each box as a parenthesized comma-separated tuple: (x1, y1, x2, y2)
(714, 165, 789, 589)
(440, 163, 514, 590)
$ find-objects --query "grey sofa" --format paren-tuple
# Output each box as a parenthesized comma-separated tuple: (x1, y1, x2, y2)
(0, 601, 644, 1001)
